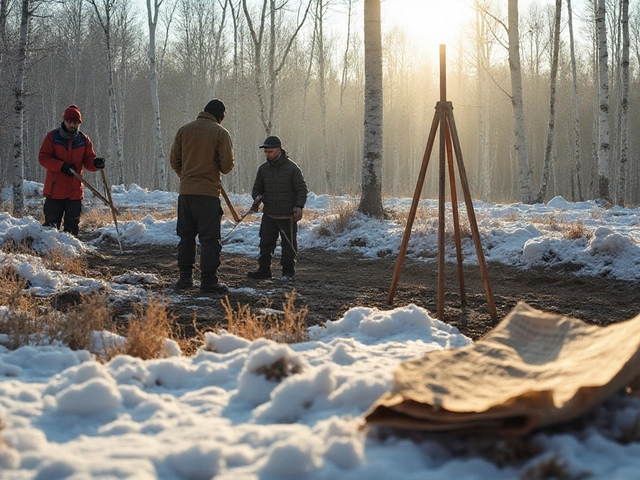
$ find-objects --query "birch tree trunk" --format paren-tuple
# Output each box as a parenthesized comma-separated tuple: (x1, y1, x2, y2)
(617, 0, 629, 206)
(210, 0, 229, 98)
(337, 0, 353, 196)
(229, 0, 241, 192)
(567, 0, 584, 201)
(358, 0, 383, 218)
(315, 0, 332, 193)
(12, 0, 31, 217)
(147, 0, 166, 190)
(536, 0, 562, 203)
(88, 0, 125, 185)
(596, 0, 611, 202)
(474, 1, 491, 200)
(508, 0, 534, 204)
(242, 0, 313, 136)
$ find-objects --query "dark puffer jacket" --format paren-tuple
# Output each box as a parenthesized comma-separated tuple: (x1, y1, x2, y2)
(252, 149, 308, 216)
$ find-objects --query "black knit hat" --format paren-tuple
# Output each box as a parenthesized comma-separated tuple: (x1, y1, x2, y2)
(204, 99, 225, 120)
(259, 135, 282, 149)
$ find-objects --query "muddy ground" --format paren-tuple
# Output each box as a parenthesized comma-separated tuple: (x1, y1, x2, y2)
(82, 238, 640, 342)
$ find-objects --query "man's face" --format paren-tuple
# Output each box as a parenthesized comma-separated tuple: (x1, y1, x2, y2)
(63, 118, 81, 133)
(263, 147, 280, 162)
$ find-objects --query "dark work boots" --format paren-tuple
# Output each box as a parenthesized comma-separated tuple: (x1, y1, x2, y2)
(247, 267, 272, 280)
(175, 272, 193, 290)
(200, 281, 228, 294)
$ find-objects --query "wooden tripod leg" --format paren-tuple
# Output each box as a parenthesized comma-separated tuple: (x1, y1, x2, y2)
(387, 109, 440, 305)
(445, 119, 466, 306)
(446, 110, 497, 319)
(437, 107, 447, 319)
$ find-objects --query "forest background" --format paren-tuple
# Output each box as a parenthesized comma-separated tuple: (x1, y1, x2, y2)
(1, 0, 638, 207)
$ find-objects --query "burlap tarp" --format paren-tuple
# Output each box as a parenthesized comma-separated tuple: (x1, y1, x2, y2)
(365, 302, 640, 435)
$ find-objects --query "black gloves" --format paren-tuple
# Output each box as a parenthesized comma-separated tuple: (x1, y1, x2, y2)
(61, 163, 76, 176)
(93, 157, 105, 169)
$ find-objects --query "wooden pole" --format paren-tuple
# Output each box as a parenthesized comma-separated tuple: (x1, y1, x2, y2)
(386, 110, 440, 305)
(100, 169, 123, 253)
(445, 117, 467, 305)
(220, 185, 241, 222)
(446, 111, 497, 319)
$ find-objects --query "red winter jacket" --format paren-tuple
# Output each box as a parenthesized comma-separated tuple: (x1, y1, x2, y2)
(38, 126, 99, 200)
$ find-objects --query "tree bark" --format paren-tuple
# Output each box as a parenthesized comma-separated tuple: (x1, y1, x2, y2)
(617, 0, 629, 206)
(508, 0, 534, 204)
(12, 0, 31, 217)
(358, 0, 383, 218)
(567, 0, 584, 201)
(536, 0, 562, 203)
(147, 0, 167, 191)
(596, 0, 611, 202)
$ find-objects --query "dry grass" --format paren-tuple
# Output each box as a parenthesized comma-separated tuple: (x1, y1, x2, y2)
(107, 296, 177, 360)
(43, 247, 87, 276)
(1, 237, 86, 276)
(59, 294, 111, 351)
(563, 222, 591, 241)
(0, 270, 109, 351)
(317, 201, 358, 236)
(0, 268, 179, 360)
(520, 454, 575, 480)
(221, 291, 309, 343)
(82, 206, 176, 229)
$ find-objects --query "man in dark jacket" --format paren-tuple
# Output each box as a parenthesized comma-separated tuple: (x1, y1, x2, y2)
(38, 104, 105, 236)
(248, 135, 308, 281)
(170, 99, 235, 293)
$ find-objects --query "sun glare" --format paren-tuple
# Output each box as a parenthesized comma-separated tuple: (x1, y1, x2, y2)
(382, 0, 472, 53)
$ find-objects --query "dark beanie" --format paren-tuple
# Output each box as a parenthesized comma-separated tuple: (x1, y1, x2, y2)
(204, 99, 225, 120)
(63, 104, 82, 122)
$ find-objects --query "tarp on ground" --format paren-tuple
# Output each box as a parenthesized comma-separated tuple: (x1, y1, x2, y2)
(365, 302, 640, 435)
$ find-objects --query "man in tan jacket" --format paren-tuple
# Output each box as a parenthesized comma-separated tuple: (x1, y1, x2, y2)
(170, 99, 235, 293)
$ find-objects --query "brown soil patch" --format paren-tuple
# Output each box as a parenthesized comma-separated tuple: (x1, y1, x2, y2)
(83, 240, 640, 343)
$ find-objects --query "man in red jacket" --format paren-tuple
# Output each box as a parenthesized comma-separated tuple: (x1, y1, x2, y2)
(38, 105, 105, 236)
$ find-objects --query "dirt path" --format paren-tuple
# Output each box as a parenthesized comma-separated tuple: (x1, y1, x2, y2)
(83, 240, 640, 342)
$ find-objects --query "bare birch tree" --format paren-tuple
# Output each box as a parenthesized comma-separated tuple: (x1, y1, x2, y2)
(617, 0, 629, 206)
(12, 0, 32, 217)
(508, 0, 534, 204)
(147, 0, 167, 190)
(314, 0, 332, 193)
(536, 0, 562, 203)
(241, 0, 313, 135)
(88, 0, 125, 184)
(358, 0, 383, 217)
(337, 0, 353, 196)
(567, 0, 584, 201)
(596, 0, 611, 202)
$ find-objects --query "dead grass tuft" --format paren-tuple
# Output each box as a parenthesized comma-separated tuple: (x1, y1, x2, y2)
(221, 291, 309, 343)
(2, 237, 86, 276)
(0, 272, 110, 352)
(520, 454, 575, 480)
(317, 202, 358, 237)
(109, 296, 177, 360)
(563, 222, 591, 241)
(43, 247, 87, 276)
(60, 294, 111, 351)
(254, 357, 303, 382)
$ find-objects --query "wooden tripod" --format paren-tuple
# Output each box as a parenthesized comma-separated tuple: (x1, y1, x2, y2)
(387, 45, 496, 320)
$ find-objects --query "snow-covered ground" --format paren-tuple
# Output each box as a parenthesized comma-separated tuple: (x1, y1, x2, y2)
(1, 182, 640, 479)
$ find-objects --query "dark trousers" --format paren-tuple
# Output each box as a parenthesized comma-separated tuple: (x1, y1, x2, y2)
(176, 194, 223, 283)
(43, 198, 82, 236)
(258, 214, 297, 275)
